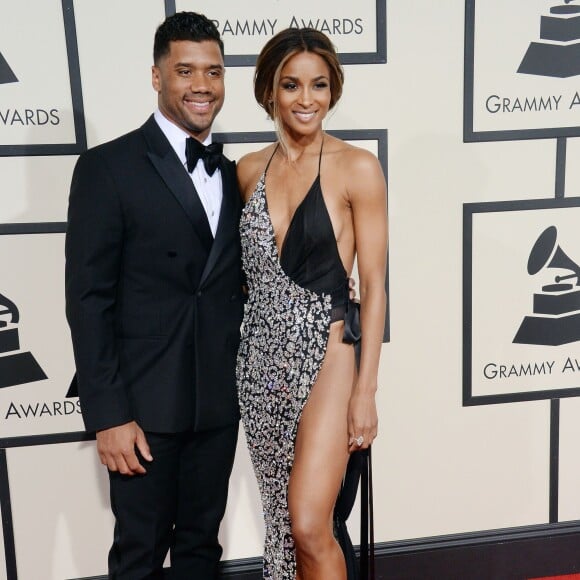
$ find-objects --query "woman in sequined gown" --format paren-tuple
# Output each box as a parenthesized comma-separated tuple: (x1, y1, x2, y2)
(236, 28, 388, 580)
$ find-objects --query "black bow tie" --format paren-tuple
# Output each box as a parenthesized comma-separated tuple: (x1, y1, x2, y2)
(185, 137, 223, 176)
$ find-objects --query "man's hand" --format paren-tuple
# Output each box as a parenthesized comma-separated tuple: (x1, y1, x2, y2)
(96, 421, 153, 476)
(348, 277, 358, 302)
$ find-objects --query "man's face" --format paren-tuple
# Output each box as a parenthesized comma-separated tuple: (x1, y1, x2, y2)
(152, 40, 225, 142)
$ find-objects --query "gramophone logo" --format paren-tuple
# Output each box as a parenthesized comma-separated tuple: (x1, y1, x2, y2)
(514, 226, 580, 346)
(518, 0, 580, 78)
(0, 291, 47, 389)
(0, 51, 17, 85)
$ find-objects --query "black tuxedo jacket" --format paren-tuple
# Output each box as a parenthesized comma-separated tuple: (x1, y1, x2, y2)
(65, 116, 244, 434)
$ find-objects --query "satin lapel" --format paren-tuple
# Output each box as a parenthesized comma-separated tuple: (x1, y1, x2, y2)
(199, 157, 239, 286)
(142, 116, 213, 253)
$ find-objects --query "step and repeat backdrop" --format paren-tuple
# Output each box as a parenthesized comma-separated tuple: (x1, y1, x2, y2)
(0, 0, 579, 578)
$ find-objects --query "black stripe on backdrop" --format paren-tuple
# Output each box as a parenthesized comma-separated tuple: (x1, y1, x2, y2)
(551, 138, 568, 525)
(63, 0, 87, 155)
(549, 398, 560, 524)
(1, 431, 94, 449)
(164, 0, 175, 17)
(0, 449, 17, 580)
(0, 222, 66, 235)
(555, 137, 567, 199)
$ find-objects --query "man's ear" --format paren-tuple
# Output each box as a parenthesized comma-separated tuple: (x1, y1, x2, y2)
(151, 65, 161, 92)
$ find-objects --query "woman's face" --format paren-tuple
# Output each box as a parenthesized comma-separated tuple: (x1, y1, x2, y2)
(274, 51, 332, 139)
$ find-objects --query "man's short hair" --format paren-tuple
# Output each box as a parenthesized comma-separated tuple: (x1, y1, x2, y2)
(154, 12, 224, 63)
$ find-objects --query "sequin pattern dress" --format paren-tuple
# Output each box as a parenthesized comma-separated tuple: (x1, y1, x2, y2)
(237, 144, 350, 579)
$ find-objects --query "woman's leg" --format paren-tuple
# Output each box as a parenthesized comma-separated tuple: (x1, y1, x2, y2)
(288, 328, 356, 580)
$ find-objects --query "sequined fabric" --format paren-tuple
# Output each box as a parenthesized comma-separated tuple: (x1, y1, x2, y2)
(237, 173, 331, 579)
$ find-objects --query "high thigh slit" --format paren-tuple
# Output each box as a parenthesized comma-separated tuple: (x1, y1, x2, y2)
(237, 141, 355, 579)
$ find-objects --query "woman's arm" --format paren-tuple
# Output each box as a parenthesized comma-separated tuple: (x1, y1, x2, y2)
(346, 148, 388, 451)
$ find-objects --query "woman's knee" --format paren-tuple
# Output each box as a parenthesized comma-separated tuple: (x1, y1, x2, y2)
(290, 510, 332, 554)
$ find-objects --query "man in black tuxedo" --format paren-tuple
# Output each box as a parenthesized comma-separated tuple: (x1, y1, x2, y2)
(65, 12, 244, 579)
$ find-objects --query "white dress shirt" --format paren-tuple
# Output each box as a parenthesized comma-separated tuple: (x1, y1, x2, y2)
(154, 109, 223, 236)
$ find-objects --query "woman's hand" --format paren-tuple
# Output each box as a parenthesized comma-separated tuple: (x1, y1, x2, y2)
(347, 387, 378, 452)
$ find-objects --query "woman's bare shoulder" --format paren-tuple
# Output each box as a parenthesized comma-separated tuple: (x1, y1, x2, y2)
(237, 144, 278, 198)
(324, 135, 383, 178)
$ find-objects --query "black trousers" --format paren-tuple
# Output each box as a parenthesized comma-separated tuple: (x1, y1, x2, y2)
(107, 424, 238, 580)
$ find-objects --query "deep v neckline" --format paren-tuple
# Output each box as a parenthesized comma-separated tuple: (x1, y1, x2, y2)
(263, 174, 320, 263)
(262, 139, 324, 263)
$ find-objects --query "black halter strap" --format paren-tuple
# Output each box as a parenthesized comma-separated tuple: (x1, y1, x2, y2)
(264, 143, 279, 175)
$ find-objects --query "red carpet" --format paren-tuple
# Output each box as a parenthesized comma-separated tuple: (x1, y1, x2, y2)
(528, 574, 580, 580)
